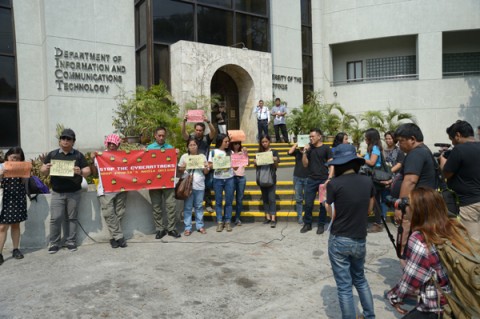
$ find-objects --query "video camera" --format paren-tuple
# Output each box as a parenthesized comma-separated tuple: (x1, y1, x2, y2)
(433, 143, 452, 159)
(385, 195, 409, 211)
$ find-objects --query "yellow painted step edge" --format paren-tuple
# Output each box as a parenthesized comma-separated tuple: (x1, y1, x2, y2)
(203, 211, 395, 218)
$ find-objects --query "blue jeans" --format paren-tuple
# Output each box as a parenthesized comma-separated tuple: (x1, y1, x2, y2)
(294, 176, 307, 220)
(183, 189, 205, 231)
(233, 176, 246, 221)
(260, 185, 276, 215)
(213, 177, 234, 223)
(380, 188, 390, 219)
(303, 178, 327, 226)
(328, 235, 375, 319)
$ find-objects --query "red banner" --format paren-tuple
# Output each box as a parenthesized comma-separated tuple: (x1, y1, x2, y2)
(96, 149, 177, 192)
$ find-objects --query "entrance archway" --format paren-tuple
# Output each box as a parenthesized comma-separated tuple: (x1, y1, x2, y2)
(211, 70, 240, 130)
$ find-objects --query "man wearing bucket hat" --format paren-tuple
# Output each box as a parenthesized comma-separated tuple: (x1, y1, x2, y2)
(325, 143, 376, 319)
(95, 134, 128, 248)
(41, 128, 91, 254)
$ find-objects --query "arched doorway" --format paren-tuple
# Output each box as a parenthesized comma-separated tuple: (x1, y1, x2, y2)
(211, 70, 240, 130)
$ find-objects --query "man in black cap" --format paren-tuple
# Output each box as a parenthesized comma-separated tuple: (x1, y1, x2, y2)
(41, 128, 91, 254)
(325, 143, 376, 319)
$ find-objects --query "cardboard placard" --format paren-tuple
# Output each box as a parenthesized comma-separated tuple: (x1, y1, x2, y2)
(212, 155, 231, 169)
(3, 161, 32, 178)
(187, 110, 205, 123)
(255, 151, 274, 166)
(228, 130, 246, 142)
(185, 155, 205, 170)
(297, 135, 310, 148)
(50, 160, 75, 177)
(231, 153, 249, 167)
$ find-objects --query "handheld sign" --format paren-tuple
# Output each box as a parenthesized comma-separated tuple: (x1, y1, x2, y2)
(50, 160, 75, 177)
(255, 151, 274, 166)
(228, 130, 246, 142)
(185, 155, 205, 170)
(3, 161, 32, 178)
(187, 110, 205, 123)
(212, 155, 231, 169)
(297, 135, 310, 148)
(231, 153, 249, 167)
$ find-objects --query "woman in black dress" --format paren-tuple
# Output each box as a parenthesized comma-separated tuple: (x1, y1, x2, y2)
(0, 147, 28, 265)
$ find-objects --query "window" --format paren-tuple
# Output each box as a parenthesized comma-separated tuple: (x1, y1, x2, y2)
(0, 0, 18, 147)
(366, 56, 416, 80)
(197, 6, 234, 46)
(154, 44, 170, 87)
(443, 52, 480, 76)
(347, 61, 363, 82)
(235, 0, 267, 15)
(198, 0, 232, 8)
(301, 0, 313, 103)
(236, 14, 268, 52)
(152, 0, 194, 44)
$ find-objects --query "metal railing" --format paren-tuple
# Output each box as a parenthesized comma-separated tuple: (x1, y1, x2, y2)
(331, 74, 418, 86)
(443, 71, 480, 77)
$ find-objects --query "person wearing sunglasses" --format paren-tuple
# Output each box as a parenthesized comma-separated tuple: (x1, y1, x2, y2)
(41, 128, 91, 254)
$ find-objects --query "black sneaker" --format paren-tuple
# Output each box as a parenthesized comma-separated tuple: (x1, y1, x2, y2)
(168, 230, 181, 238)
(270, 220, 277, 228)
(12, 248, 24, 259)
(117, 238, 127, 248)
(316, 226, 325, 235)
(155, 230, 167, 239)
(48, 245, 60, 254)
(66, 244, 77, 252)
(300, 224, 312, 233)
(263, 219, 271, 224)
(0, 254, 4, 265)
(110, 239, 119, 249)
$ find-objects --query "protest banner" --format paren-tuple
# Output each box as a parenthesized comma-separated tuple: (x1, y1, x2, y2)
(185, 155, 205, 170)
(231, 152, 249, 167)
(212, 155, 231, 169)
(3, 161, 32, 178)
(228, 130, 246, 142)
(96, 149, 177, 192)
(50, 160, 75, 177)
(297, 134, 310, 148)
(255, 151, 274, 166)
(187, 110, 205, 123)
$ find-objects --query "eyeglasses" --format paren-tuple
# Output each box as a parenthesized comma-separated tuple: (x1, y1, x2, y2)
(60, 136, 73, 141)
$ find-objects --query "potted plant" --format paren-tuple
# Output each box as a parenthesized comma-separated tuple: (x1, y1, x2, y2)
(113, 88, 142, 143)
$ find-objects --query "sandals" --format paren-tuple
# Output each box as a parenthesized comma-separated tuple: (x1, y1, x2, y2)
(184, 230, 192, 236)
(198, 228, 207, 234)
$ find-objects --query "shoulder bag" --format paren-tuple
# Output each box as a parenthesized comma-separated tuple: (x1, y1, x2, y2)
(174, 170, 194, 200)
(372, 153, 393, 183)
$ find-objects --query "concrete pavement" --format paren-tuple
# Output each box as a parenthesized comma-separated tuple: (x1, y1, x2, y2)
(0, 220, 406, 319)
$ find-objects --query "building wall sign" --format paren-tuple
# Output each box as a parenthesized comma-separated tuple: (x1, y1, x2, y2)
(54, 47, 126, 94)
(272, 74, 302, 90)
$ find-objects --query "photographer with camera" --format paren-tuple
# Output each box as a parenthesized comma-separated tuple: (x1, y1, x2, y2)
(392, 124, 436, 251)
(439, 120, 480, 241)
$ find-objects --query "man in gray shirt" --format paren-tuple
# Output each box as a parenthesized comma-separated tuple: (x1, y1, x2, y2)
(271, 98, 289, 143)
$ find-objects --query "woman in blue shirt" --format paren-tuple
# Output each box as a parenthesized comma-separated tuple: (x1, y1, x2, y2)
(364, 128, 384, 233)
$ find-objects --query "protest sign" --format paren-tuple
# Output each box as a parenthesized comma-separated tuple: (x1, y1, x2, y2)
(50, 160, 75, 177)
(3, 162, 32, 178)
(185, 155, 205, 170)
(187, 110, 205, 123)
(228, 130, 246, 142)
(231, 153, 249, 167)
(96, 149, 177, 192)
(255, 151, 274, 166)
(212, 155, 231, 169)
(297, 135, 310, 148)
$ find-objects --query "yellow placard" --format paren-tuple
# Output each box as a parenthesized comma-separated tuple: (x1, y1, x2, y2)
(3, 162, 32, 178)
(256, 151, 274, 166)
(185, 155, 205, 170)
(50, 160, 75, 177)
(212, 155, 231, 169)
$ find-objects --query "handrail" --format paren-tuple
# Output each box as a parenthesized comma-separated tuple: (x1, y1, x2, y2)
(331, 74, 418, 86)
(443, 71, 480, 77)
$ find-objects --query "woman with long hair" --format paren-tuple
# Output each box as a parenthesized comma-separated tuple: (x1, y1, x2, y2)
(364, 128, 384, 233)
(254, 135, 280, 228)
(178, 138, 209, 236)
(230, 141, 248, 226)
(208, 134, 234, 232)
(386, 187, 472, 318)
(332, 132, 349, 154)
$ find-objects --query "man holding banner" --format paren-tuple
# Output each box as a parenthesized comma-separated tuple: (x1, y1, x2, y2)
(147, 127, 181, 239)
(41, 128, 91, 254)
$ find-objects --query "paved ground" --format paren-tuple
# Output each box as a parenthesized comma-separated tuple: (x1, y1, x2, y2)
(0, 219, 408, 319)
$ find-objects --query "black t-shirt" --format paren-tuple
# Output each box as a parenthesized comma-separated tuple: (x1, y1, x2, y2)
(399, 144, 436, 191)
(327, 173, 375, 239)
(306, 144, 332, 180)
(44, 149, 88, 193)
(190, 133, 212, 156)
(289, 149, 309, 178)
(443, 142, 480, 206)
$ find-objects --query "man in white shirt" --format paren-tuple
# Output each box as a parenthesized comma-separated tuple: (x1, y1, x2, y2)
(252, 100, 270, 141)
